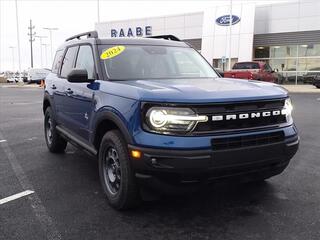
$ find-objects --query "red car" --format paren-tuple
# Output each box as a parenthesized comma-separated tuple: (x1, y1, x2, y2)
(224, 61, 278, 83)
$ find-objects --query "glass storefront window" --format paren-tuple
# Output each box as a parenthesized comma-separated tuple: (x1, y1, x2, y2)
(269, 59, 286, 71)
(270, 45, 297, 58)
(298, 44, 320, 57)
(268, 59, 298, 71)
(254, 47, 269, 58)
(254, 43, 320, 84)
(298, 58, 320, 71)
(285, 59, 297, 71)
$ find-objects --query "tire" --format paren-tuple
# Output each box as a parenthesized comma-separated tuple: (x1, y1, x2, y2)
(98, 130, 140, 210)
(44, 107, 67, 153)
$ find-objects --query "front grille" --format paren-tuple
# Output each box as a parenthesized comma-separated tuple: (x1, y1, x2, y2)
(212, 131, 284, 150)
(193, 99, 287, 133)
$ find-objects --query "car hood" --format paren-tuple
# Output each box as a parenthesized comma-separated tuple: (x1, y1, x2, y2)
(102, 78, 288, 103)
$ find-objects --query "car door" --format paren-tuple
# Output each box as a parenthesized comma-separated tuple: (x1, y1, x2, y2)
(64, 44, 97, 141)
(47, 49, 66, 125)
(58, 45, 79, 129)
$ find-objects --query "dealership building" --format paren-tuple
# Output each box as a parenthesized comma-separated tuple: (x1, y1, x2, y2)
(95, 0, 320, 84)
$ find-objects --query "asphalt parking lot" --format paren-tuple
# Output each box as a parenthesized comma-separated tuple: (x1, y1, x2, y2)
(0, 86, 320, 240)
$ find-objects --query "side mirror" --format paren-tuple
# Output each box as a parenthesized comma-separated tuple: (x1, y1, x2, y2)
(67, 68, 91, 83)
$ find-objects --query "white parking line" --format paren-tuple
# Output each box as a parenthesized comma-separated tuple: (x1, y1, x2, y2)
(0, 131, 62, 240)
(0, 190, 34, 205)
(0, 140, 7, 143)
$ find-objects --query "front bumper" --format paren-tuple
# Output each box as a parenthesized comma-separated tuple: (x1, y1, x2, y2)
(129, 126, 299, 193)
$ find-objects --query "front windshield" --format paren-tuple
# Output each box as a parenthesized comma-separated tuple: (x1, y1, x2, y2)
(100, 45, 218, 80)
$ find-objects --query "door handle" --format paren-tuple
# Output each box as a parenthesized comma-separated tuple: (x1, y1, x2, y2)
(51, 84, 57, 90)
(66, 88, 73, 95)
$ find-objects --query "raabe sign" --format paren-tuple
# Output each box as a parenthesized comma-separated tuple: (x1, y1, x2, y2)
(111, 26, 152, 37)
(216, 15, 240, 26)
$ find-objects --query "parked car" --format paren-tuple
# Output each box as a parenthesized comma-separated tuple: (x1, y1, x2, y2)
(313, 75, 320, 88)
(6, 77, 16, 83)
(302, 68, 320, 84)
(43, 31, 299, 210)
(224, 61, 278, 83)
(27, 68, 50, 84)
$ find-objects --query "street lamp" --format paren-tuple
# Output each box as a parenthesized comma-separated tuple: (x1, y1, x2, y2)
(9, 46, 15, 71)
(35, 35, 47, 68)
(43, 27, 58, 63)
(15, 0, 22, 82)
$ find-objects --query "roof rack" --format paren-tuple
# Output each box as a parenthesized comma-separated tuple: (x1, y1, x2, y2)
(65, 31, 98, 42)
(146, 35, 180, 41)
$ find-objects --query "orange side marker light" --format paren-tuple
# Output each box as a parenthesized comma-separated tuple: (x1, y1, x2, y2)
(131, 150, 142, 159)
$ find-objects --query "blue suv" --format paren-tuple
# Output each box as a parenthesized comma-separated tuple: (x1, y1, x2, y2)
(43, 31, 299, 209)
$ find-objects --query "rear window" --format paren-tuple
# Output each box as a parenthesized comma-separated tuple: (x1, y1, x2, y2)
(232, 62, 260, 70)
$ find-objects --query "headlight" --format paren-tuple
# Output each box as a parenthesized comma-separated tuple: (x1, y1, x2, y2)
(282, 98, 293, 123)
(146, 107, 208, 134)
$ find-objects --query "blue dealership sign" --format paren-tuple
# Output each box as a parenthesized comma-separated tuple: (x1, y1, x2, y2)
(216, 15, 241, 26)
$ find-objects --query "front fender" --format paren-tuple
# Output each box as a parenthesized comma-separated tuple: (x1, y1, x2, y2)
(91, 106, 137, 145)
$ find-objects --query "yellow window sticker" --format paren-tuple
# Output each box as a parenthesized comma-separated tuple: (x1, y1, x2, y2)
(100, 46, 125, 60)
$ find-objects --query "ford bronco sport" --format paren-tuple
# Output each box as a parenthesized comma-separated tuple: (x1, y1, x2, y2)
(43, 31, 299, 209)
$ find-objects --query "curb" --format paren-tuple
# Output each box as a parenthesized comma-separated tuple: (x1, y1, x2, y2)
(282, 85, 320, 93)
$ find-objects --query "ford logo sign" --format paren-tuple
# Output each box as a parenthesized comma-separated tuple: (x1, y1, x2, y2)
(216, 15, 240, 26)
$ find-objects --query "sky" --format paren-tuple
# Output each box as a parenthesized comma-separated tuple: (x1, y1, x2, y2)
(0, 0, 291, 72)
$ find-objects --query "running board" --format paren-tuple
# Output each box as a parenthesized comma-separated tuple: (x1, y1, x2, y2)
(56, 125, 97, 155)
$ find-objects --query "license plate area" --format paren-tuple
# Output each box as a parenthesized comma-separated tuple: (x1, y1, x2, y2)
(211, 131, 285, 151)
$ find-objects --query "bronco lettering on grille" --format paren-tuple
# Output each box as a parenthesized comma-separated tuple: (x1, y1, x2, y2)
(212, 110, 285, 121)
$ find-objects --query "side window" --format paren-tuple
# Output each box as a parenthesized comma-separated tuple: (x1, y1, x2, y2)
(75, 45, 96, 79)
(51, 50, 64, 74)
(60, 46, 78, 78)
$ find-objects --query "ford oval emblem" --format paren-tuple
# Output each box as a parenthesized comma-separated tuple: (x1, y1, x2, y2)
(216, 15, 241, 26)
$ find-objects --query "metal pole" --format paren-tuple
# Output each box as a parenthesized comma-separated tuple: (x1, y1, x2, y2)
(43, 27, 58, 63)
(97, 0, 100, 23)
(28, 19, 35, 68)
(15, 0, 22, 81)
(9, 47, 15, 71)
(35, 36, 47, 68)
(228, 0, 232, 71)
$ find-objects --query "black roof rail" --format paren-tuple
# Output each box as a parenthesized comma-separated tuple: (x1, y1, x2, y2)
(146, 35, 180, 41)
(65, 31, 98, 42)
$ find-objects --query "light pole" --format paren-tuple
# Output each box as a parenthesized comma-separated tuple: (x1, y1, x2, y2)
(35, 35, 47, 68)
(15, 0, 22, 82)
(42, 43, 49, 68)
(9, 46, 15, 71)
(43, 27, 58, 63)
(28, 19, 36, 68)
